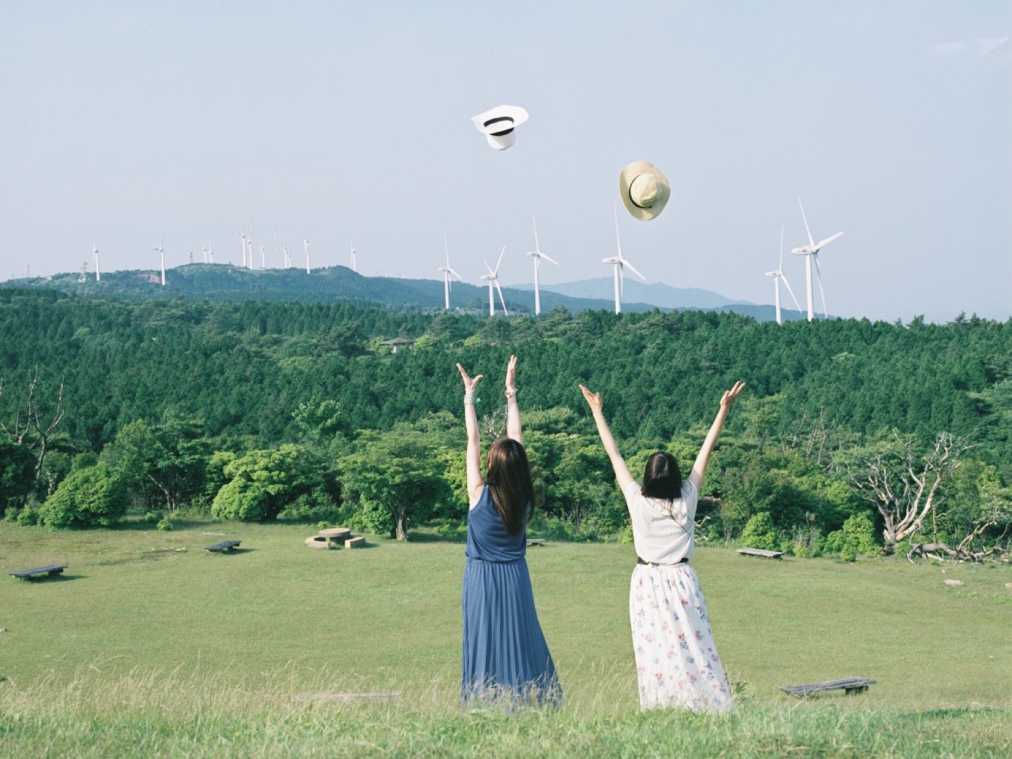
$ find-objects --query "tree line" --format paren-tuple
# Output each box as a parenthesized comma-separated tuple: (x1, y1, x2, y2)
(1, 289, 1009, 559)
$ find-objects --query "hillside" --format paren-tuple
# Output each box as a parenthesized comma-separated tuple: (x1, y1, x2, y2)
(1, 265, 804, 321)
(1, 264, 664, 315)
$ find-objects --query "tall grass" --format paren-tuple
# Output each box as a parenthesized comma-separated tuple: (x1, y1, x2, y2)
(1, 668, 1009, 758)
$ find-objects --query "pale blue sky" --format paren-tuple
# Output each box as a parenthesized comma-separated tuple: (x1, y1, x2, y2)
(1, 2, 1008, 321)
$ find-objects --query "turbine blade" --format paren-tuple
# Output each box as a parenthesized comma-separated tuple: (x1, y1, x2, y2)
(815, 231, 844, 250)
(613, 205, 623, 258)
(814, 255, 828, 317)
(483, 259, 494, 275)
(798, 197, 815, 248)
(622, 258, 648, 282)
(781, 275, 803, 312)
(532, 216, 540, 252)
(779, 225, 785, 270)
(494, 245, 505, 274)
(447, 267, 464, 281)
(540, 253, 560, 266)
(495, 282, 509, 315)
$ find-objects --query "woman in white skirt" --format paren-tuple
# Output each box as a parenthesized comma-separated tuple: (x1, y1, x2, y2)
(579, 380, 745, 713)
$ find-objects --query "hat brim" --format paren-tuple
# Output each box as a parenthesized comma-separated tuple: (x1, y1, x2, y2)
(619, 161, 671, 221)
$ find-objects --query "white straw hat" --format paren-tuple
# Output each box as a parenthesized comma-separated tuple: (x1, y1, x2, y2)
(471, 105, 529, 151)
(619, 160, 671, 221)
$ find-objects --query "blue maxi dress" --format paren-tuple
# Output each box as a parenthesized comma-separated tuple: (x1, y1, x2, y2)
(461, 485, 562, 705)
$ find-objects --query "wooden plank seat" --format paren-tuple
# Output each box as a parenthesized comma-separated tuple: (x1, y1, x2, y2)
(206, 540, 241, 554)
(9, 563, 66, 580)
(737, 548, 784, 559)
(781, 677, 876, 697)
(344, 536, 365, 549)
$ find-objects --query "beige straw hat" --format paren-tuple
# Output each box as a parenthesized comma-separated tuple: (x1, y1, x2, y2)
(619, 160, 671, 221)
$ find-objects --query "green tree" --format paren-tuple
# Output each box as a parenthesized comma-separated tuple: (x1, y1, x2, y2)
(38, 464, 128, 528)
(211, 444, 332, 522)
(338, 427, 450, 540)
(0, 441, 36, 516)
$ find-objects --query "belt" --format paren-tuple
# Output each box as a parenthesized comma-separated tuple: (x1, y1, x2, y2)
(637, 556, 689, 566)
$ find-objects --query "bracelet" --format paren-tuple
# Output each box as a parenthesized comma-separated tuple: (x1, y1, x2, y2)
(504, 389, 517, 400)
(464, 392, 475, 404)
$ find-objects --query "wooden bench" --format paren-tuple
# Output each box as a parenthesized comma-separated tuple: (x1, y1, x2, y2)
(738, 548, 784, 559)
(206, 540, 241, 554)
(9, 563, 67, 580)
(344, 536, 365, 549)
(781, 677, 876, 697)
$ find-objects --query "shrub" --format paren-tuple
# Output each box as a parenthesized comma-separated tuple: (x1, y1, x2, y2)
(14, 504, 42, 526)
(156, 515, 173, 531)
(0, 441, 36, 516)
(38, 465, 128, 528)
(740, 512, 779, 550)
(824, 513, 879, 559)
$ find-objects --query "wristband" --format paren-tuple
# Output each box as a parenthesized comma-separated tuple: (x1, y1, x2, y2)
(464, 391, 475, 404)
(504, 389, 517, 400)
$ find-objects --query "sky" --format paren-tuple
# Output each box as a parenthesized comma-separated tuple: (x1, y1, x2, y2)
(1, 1, 1008, 322)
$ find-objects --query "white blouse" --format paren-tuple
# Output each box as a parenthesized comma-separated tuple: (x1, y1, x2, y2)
(622, 478, 699, 565)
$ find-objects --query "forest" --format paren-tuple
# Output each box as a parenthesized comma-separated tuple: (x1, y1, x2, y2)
(1, 288, 1009, 559)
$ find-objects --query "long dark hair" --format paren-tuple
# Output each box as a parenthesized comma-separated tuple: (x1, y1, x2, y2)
(642, 451, 682, 501)
(485, 438, 534, 535)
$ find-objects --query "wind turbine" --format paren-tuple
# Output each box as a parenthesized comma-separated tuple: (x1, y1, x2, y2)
(350, 242, 357, 272)
(527, 216, 559, 316)
(247, 239, 255, 270)
(765, 227, 803, 325)
(603, 207, 647, 314)
(92, 245, 101, 282)
(207, 243, 215, 264)
(282, 244, 291, 268)
(240, 234, 247, 268)
(304, 240, 311, 274)
(436, 234, 464, 311)
(154, 243, 166, 286)
(792, 197, 843, 321)
(259, 244, 266, 270)
(480, 246, 509, 317)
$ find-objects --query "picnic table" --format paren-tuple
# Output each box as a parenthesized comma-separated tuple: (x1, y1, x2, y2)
(9, 563, 66, 580)
(206, 540, 241, 554)
(781, 677, 876, 697)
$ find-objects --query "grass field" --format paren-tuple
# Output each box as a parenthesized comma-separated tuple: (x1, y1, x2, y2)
(2, 520, 1011, 757)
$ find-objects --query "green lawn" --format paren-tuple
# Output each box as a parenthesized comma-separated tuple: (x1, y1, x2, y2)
(2, 520, 1010, 757)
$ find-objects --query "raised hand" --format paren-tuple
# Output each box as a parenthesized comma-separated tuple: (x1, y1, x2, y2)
(505, 354, 518, 395)
(578, 384, 603, 414)
(720, 380, 746, 411)
(456, 364, 484, 394)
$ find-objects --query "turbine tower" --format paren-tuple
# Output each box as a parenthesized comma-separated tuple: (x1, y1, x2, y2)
(603, 207, 647, 314)
(154, 243, 166, 286)
(480, 246, 509, 317)
(260, 245, 265, 270)
(282, 244, 291, 268)
(791, 197, 843, 321)
(527, 216, 559, 316)
(240, 234, 247, 268)
(92, 245, 101, 282)
(350, 242, 357, 272)
(208, 243, 215, 264)
(436, 234, 464, 311)
(304, 240, 311, 274)
(765, 227, 803, 325)
(247, 239, 255, 270)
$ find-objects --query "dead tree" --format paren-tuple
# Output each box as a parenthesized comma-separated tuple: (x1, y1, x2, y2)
(850, 432, 970, 554)
(0, 371, 66, 481)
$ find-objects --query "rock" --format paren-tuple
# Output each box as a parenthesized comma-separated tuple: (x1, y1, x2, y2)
(1004, 582, 1012, 591)
(943, 579, 963, 587)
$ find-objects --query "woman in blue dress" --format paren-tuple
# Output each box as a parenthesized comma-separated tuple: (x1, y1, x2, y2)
(455, 355, 561, 706)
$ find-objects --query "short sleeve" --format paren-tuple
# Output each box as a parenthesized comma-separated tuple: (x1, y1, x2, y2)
(622, 480, 641, 511)
(681, 478, 699, 521)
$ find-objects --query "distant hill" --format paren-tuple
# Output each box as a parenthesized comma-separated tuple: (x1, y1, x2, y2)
(0, 264, 664, 315)
(512, 277, 750, 310)
(1, 265, 805, 320)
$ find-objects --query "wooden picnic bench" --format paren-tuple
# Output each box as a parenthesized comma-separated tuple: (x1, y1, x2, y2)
(781, 677, 876, 697)
(206, 540, 241, 554)
(738, 548, 784, 559)
(9, 563, 67, 580)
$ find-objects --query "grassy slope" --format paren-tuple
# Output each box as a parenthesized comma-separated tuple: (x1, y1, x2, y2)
(1, 521, 1010, 756)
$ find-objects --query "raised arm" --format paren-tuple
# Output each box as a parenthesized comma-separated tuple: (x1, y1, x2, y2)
(690, 380, 745, 491)
(579, 385, 635, 491)
(505, 354, 522, 445)
(456, 363, 485, 506)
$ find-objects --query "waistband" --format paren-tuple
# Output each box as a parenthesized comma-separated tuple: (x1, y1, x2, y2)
(636, 556, 689, 567)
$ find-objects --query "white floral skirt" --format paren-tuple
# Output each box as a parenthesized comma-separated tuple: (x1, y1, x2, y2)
(629, 562, 733, 713)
